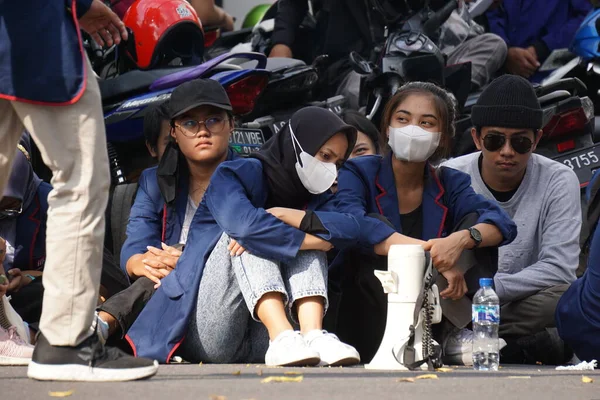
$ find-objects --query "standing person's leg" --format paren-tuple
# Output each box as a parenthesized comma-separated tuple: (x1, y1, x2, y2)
(446, 33, 508, 89)
(12, 59, 110, 347)
(16, 58, 157, 381)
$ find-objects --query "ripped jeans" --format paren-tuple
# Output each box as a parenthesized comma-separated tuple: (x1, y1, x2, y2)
(179, 233, 329, 363)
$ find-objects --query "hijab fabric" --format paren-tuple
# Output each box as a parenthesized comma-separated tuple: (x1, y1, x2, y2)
(250, 106, 357, 209)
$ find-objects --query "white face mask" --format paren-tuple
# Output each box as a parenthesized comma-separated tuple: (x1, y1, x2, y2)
(388, 125, 441, 162)
(290, 124, 338, 194)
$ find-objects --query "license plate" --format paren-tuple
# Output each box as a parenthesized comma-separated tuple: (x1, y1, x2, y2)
(229, 128, 266, 156)
(555, 144, 600, 186)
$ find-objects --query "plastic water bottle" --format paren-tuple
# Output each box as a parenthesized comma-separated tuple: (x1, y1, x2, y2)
(472, 278, 500, 371)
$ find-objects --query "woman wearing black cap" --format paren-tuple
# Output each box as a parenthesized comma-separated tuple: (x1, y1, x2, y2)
(126, 106, 362, 367)
(342, 110, 381, 159)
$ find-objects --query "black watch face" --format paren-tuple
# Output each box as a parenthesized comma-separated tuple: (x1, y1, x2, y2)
(470, 228, 482, 242)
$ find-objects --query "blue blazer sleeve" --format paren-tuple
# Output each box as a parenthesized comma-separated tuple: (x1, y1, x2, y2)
(441, 167, 517, 246)
(335, 162, 396, 247)
(309, 194, 360, 251)
(486, 6, 510, 46)
(204, 160, 306, 263)
(120, 173, 163, 274)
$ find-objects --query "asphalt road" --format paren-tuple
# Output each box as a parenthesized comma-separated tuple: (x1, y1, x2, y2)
(2, 364, 600, 400)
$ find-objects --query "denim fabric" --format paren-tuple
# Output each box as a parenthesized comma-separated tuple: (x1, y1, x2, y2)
(233, 246, 329, 323)
(180, 233, 329, 363)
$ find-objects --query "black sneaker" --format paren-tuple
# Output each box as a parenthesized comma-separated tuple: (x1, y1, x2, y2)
(27, 332, 158, 382)
(500, 328, 573, 365)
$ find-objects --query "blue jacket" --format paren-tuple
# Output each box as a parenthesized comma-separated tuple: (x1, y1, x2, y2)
(487, 0, 591, 80)
(120, 150, 239, 275)
(126, 158, 360, 362)
(556, 171, 600, 362)
(12, 182, 52, 271)
(0, 0, 92, 104)
(334, 155, 517, 253)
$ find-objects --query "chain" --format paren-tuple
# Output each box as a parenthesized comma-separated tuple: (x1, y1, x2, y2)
(421, 270, 435, 360)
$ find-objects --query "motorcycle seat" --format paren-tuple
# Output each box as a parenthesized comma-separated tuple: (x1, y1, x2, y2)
(99, 67, 189, 103)
(239, 57, 305, 73)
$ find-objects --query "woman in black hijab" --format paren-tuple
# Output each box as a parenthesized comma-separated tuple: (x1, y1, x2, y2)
(130, 106, 362, 367)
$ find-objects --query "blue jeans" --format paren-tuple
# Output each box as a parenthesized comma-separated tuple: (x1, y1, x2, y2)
(180, 233, 329, 363)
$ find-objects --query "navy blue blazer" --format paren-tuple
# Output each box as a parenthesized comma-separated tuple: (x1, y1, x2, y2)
(334, 154, 517, 250)
(556, 172, 600, 362)
(11, 182, 51, 271)
(120, 149, 239, 274)
(126, 158, 360, 362)
(0, 0, 92, 104)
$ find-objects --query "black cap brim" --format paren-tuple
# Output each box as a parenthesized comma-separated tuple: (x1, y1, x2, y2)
(170, 101, 233, 120)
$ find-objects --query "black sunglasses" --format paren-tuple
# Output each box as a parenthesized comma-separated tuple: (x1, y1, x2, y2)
(483, 133, 533, 155)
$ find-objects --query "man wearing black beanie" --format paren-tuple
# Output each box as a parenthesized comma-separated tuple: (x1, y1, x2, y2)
(443, 75, 581, 365)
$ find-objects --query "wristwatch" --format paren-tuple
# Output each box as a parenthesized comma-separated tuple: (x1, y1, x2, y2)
(467, 227, 482, 248)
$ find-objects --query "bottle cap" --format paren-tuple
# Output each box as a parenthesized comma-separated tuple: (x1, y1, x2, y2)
(479, 278, 493, 288)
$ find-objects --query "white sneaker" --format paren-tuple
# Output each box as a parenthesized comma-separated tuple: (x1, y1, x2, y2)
(265, 330, 320, 367)
(0, 325, 34, 366)
(303, 330, 360, 366)
(443, 328, 507, 366)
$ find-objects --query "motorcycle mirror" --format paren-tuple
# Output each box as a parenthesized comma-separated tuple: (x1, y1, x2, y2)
(349, 51, 373, 75)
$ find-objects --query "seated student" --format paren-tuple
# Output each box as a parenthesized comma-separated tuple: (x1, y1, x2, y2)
(96, 78, 239, 339)
(144, 103, 172, 162)
(556, 170, 600, 362)
(486, 0, 592, 82)
(342, 110, 381, 159)
(332, 82, 517, 364)
(126, 106, 362, 367)
(443, 75, 581, 365)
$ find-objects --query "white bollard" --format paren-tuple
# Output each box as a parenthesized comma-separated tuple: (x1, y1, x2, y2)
(365, 244, 428, 370)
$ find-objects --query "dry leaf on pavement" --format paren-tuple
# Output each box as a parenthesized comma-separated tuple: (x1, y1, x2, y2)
(232, 370, 241, 376)
(436, 368, 454, 373)
(397, 378, 415, 383)
(415, 374, 438, 380)
(582, 376, 594, 383)
(209, 395, 227, 400)
(261, 376, 304, 383)
(48, 391, 74, 398)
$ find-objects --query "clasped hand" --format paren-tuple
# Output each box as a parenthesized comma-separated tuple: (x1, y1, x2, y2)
(422, 231, 469, 300)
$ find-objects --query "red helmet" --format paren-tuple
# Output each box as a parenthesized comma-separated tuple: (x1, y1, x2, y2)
(123, 0, 205, 69)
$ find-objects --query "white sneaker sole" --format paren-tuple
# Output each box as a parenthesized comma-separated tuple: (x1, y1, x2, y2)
(0, 356, 31, 366)
(319, 355, 361, 367)
(27, 360, 159, 382)
(266, 355, 321, 367)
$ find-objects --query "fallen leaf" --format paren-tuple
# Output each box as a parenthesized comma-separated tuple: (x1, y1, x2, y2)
(536, 361, 542, 365)
(246, 364, 251, 367)
(582, 376, 594, 383)
(199, 362, 203, 367)
(284, 371, 301, 375)
(261, 376, 304, 383)
(436, 368, 454, 373)
(209, 395, 227, 400)
(397, 378, 415, 383)
(507, 376, 531, 379)
(232, 371, 241, 376)
(257, 370, 263, 376)
(415, 374, 438, 380)
(49, 391, 74, 398)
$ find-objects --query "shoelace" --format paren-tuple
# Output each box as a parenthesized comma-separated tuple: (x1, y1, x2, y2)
(7, 326, 28, 346)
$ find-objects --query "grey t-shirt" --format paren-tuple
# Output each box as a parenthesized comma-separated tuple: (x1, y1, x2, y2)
(443, 152, 581, 303)
(179, 196, 199, 245)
